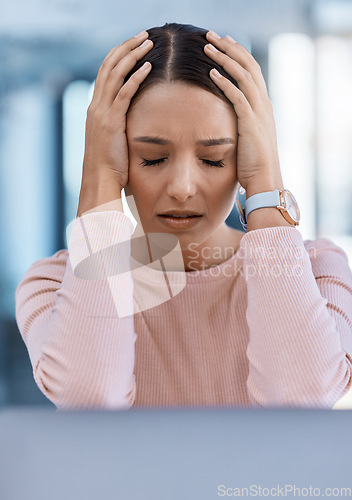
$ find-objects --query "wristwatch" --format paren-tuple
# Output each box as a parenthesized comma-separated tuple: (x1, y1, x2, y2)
(235, 188, 300, 232)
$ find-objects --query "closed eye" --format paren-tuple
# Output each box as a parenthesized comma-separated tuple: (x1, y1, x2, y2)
(139, 158, 225, 168)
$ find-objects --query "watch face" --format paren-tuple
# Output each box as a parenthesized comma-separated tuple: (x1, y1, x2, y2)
(284, 190, 300, 222)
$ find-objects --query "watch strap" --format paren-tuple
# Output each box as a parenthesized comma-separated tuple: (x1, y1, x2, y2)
(244, 190, 281, 222)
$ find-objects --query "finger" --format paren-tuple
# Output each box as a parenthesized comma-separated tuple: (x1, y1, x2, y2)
(100, 38, 153, 110)
(90, 31, 150, 109)
(92, 34, 150, 108)
(209, 69, 254, 122)
(111, 61, 152, 127)
(206, 31, 269, 96)
(204, 44, 263, 112)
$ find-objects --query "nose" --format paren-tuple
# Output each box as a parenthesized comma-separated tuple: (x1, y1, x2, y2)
(165, 160, 198, 202)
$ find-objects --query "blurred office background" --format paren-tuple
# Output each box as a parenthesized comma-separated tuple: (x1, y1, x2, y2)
(0, 0, 352, 408)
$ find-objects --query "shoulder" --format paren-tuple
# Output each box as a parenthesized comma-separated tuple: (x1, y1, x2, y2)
(28, 248, 69, 271)
(303, 236, 352, 284)
(15, 248, 71, 320)
(17, 249, 70, 287)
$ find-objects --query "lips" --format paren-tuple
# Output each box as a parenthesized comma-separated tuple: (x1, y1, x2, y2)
(157, 213, 203, 229)
(158, 210, 203, 216)
(159, 214, 202, 218)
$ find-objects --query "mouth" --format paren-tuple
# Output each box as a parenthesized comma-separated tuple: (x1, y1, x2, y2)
(157, 214, 203, 229)
(158, 214, 202, 218)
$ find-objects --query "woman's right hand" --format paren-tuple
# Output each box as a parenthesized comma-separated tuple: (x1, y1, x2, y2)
(77, 30, 153, 216)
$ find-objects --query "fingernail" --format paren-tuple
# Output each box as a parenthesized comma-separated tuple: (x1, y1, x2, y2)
(207, 43, 219, 53)
(135, 30, 148, 38)
(140, 39, 152, 47)
(211, 68, 222, 78)
(226, 35, 237, 43)
(208, 30, 221, 39)
(140, 61, 151, 71)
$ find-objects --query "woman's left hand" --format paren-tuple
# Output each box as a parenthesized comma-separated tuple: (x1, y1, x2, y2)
(204, 30, 284, 195)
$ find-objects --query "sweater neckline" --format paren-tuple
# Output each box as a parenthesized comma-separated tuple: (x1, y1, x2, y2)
(128, 245, 244, 285)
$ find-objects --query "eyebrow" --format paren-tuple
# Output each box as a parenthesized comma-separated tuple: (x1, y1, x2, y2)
(132, 136, 235, 146)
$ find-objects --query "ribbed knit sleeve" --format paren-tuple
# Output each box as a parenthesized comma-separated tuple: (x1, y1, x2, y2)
(15, 211, 137, 411)
(241, 226, 352, 409)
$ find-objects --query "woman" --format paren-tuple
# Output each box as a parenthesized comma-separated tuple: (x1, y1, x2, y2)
(15, 23, 352, 410)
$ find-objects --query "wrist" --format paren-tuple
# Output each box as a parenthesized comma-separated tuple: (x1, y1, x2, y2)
(245, 176, 284, 200)
(77, 171, 123, 218)
(244, 178, 295, 231)
(246, 206, 295, 231)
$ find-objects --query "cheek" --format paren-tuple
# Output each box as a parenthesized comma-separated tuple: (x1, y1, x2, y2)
(125, 169, 155, 210)
(217, 166, 237, 191)
(128, 160, 159, 192)
(214, 176, 238, 209)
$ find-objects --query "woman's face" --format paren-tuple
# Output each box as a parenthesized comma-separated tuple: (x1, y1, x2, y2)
(125, 82, 238, 256)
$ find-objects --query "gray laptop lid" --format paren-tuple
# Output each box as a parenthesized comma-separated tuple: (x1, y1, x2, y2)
(0, 406, 351, 500)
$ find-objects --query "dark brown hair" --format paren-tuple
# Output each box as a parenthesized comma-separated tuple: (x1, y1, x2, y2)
(124, 22, 239, 111)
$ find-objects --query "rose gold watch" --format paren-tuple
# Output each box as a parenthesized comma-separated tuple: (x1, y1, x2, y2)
(236, 188, 300, 232)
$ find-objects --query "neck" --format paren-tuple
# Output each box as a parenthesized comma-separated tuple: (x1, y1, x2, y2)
(130, 224, 244, 272)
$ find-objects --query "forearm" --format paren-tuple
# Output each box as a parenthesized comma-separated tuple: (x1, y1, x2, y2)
(76, 169, 124, 218)
(16, 170, 137, 409)
(241, 226, 352, 408)
(30, 211, 136, 410)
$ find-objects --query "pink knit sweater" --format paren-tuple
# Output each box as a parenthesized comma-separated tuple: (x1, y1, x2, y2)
(15, 210, 352, 410)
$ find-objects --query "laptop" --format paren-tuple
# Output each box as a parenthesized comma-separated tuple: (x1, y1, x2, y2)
(0, 406, 351, 500)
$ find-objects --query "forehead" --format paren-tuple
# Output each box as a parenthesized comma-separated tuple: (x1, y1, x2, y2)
(130, 82, 230, 111)
(127, 82, 236, 136)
